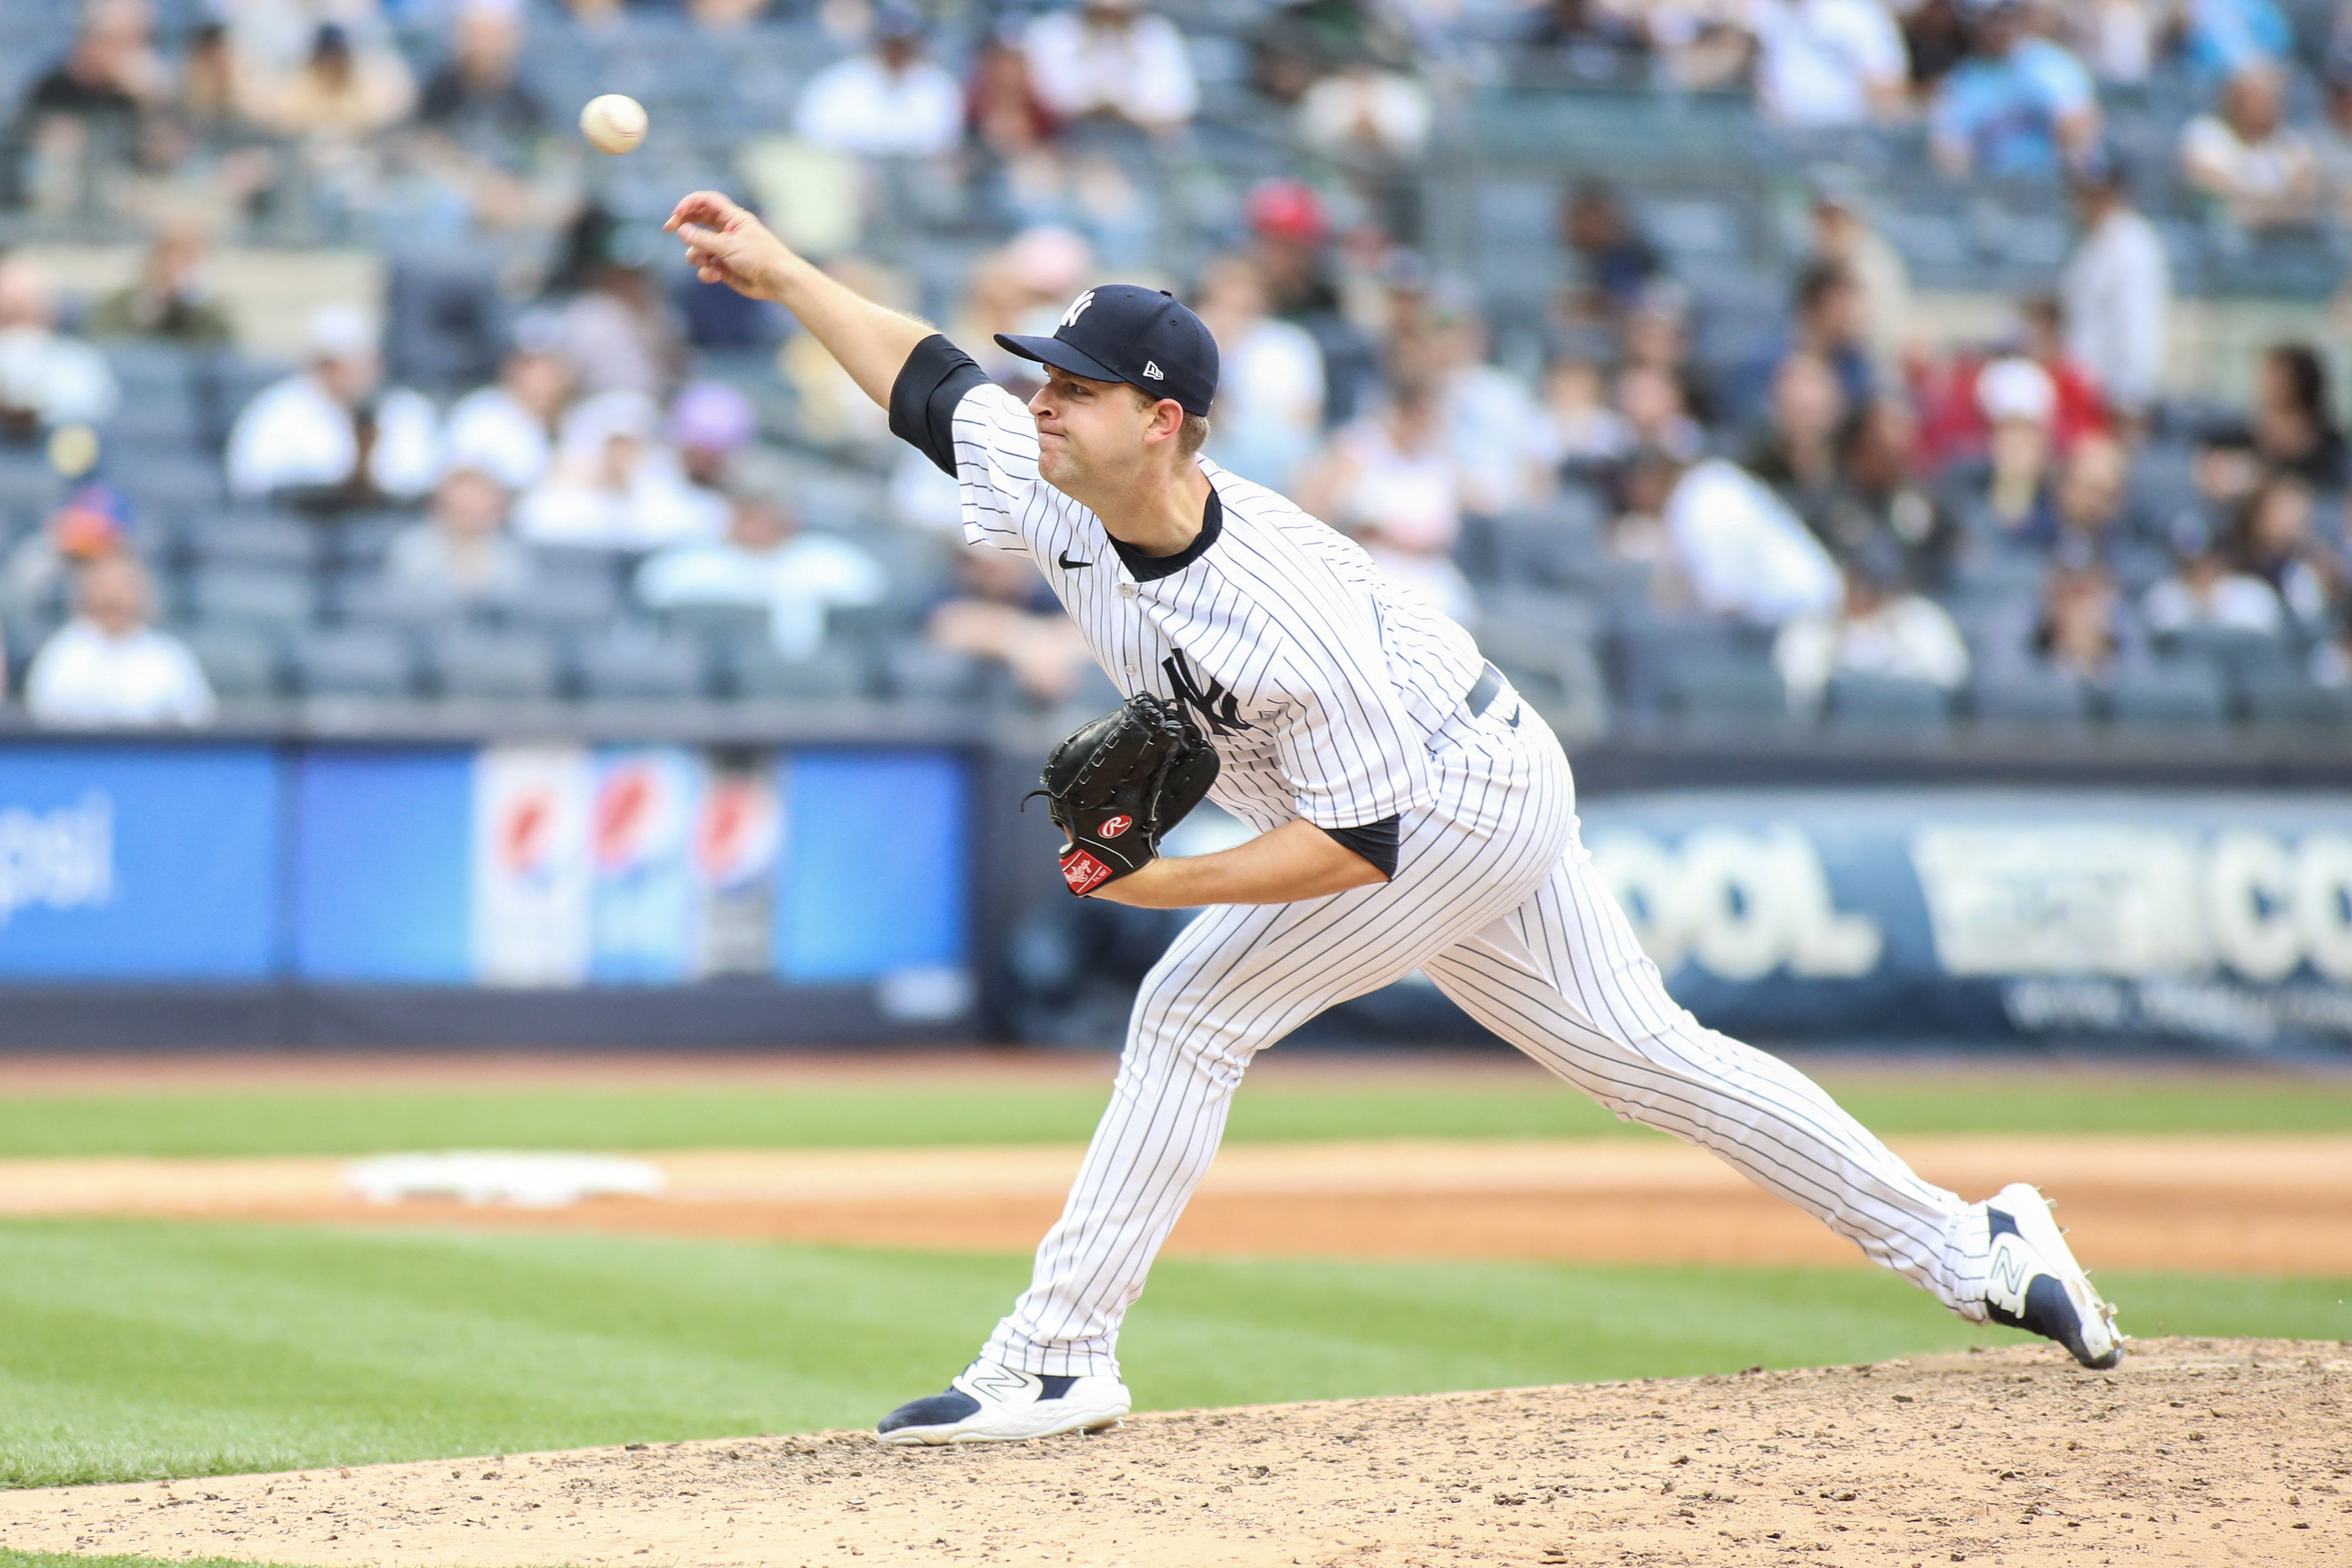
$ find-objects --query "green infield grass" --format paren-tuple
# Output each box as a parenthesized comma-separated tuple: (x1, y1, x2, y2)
(0, 1218, 2341, 1491)
(1, 1068, 2348, 1160)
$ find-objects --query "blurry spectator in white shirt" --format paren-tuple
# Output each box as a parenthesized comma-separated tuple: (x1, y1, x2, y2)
(2181, 66, 2321, 229)
(793, 4, 965, 159)
(384, 466, 532, 607)
(0, 257, 120, 437)
(1298, 63, 1433, 162)
(1423, 300, 1550, 516)
(2061, 161, 2169, 419)
(227, 303, 440, 501)
(441, 329, 575, 493)
(2142, 518, 2285, 636)
(1193, 254, 1325, 492)
(1534, 355, 1633, 469)
(27, 555, 215, 728)
(1298, 374, 1477, 623)
(1023, 0, 1199, 134)
(636, 489, 886, 659)
(1748, 0, 1910, 126)
(1774, 536, 1970, 711)
(1663, 454, 1843, 625)
(514, 389, 723, 549)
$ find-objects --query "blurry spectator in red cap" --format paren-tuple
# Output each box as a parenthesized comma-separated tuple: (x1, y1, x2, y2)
(669, 381, 757, 492)
(1023, 0, 1199, 136)
(1246, 178, 1378, 426)
(3, 484, 129, 627)
(442, 323, 575, 493)
(0, 257, 121, 440)
(27, 555, 214, 729)
(1192, 254, 1324, 492)
(794, 3, 964, 158)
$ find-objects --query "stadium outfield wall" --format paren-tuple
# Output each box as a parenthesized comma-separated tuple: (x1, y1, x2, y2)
(0, 722, 2346, 1057)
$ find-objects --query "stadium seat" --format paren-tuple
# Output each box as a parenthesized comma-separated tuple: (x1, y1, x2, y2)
(884, 643, 994, 703)
(1827, 674, 1956, 734)
(1968, 670, 2093, 727)
(178, 623, 283, 701)
(571, 632, 709, 701)
(180, 512, 319, 571)
(430, 630, 562, 702)
(2107, 661, 2229, 729)
(184, 564, 314, 627)
(2241, 672, 2352, 727)
(731, 645, 865, 701)
(291, 625, 415, 699)
(1666, 656, 1791, 727)
(500, 570, 620, 631)
(656, 603, 772, 646)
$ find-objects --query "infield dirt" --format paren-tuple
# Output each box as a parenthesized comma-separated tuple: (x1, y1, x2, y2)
(2, 1337, 2342, 1566)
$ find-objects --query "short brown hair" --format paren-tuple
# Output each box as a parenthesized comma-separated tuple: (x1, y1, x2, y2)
(1130, 384, 1212, 458)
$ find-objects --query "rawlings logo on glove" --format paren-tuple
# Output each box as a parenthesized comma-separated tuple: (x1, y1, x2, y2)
(1027, 692, 1220, 896)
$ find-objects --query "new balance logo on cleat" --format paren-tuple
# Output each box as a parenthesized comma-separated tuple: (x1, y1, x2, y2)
(876, 1358, 1131, 1446)
(1980, 1184, 2124, 1370)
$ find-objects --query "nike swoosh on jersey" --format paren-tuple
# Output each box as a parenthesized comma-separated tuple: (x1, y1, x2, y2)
(1058, 550, 1093, 569)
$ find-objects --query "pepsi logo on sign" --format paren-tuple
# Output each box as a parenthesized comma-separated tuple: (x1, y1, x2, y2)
(1099, 814, 1132, 839)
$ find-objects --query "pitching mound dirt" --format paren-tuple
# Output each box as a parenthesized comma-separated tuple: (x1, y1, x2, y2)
(4, 1337, 2343, 1567)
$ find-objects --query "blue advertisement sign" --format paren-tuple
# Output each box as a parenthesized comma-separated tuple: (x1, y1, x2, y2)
(1579, 789, 2352, 1053)
(0, 746, 277, 979)
(280, 742, 969, 994)
(292, 748, 473, 983)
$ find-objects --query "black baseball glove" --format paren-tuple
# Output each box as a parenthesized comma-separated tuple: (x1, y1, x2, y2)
(1028, 692, 1221, 895)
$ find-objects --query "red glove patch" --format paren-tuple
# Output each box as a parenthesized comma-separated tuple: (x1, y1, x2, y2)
(1061, 849, 1115, 896)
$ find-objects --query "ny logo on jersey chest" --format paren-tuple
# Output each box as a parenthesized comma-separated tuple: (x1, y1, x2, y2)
(1162, 649, 1254, 737)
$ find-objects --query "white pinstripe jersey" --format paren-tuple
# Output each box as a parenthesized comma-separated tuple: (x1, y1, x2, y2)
(949, 381, 1485, 835)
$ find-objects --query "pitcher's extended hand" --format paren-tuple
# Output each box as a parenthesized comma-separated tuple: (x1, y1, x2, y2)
(666, 191, 792, 300)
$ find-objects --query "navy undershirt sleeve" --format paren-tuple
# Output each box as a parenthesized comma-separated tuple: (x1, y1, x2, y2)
(1319, 815, 1400, 880)
(887, 333, 990, 477)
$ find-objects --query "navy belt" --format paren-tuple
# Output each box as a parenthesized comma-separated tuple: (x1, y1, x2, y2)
(1466, 660, 1514, 723)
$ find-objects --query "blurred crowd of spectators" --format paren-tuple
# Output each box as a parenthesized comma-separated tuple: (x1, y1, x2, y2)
(17, 0, 2352, 252)
(0, 0, 2347, 735)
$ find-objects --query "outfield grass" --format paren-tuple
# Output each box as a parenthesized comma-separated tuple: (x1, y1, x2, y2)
(0, 1218, 2340, 1491)
(1, 1071, 2347, 1159)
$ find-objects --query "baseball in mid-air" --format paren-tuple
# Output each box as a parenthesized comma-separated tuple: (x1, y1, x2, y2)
(579, 94, 647, 155)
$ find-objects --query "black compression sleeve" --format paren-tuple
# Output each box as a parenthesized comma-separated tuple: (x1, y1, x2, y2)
(1319, 815, 1400, 880)
(887, 333, 990, 477)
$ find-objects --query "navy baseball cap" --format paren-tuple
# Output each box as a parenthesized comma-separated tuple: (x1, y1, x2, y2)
(996, 284, 1219, 418)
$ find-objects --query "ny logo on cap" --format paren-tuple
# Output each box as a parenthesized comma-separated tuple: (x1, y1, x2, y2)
(1059, 289, 1097, 329)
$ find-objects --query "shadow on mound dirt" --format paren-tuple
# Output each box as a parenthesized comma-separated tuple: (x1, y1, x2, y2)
(3, 1337, 2344, 1567)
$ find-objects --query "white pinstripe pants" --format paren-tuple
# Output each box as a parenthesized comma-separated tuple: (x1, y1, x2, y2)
(985, 701, 1986, 1378)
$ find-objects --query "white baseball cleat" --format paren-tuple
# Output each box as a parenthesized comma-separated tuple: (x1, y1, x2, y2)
(875, 1359, 1132, 1445)
(1981, 1182, 2125, 1370)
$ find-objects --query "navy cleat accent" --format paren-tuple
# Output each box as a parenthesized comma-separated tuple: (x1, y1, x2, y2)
(874, 1360, 1129, 1445)
(1981, 1184, 2124, 1370)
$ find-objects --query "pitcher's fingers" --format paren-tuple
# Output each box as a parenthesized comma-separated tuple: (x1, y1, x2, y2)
(666, 191, 736, 232)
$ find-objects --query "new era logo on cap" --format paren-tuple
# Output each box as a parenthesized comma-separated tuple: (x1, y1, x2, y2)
(995, 284, 1218, 417)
